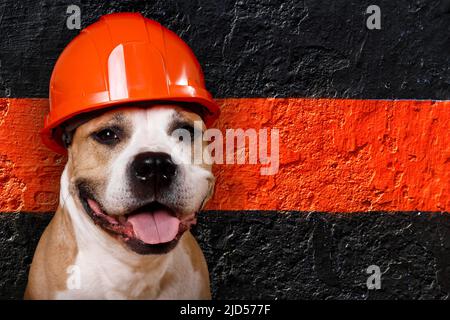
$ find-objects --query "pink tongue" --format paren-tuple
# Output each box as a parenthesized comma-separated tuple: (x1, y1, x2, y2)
(127, 210, 180, 244)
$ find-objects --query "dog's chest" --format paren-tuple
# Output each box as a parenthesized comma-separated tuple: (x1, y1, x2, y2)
(54, 240, 201, 299)
(54, 250, 158, 299)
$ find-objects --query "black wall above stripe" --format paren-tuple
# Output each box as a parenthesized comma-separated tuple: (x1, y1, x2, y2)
(1, 211, 449, 299)
(0, 0, 449, 99)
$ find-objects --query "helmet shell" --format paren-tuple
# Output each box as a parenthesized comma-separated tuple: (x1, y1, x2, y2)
(42, 12, 219, 154)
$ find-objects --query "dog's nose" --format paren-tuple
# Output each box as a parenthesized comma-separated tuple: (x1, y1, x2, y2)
(131, 152, 176, 188)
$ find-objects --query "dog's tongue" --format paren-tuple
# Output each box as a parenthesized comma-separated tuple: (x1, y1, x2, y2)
(127, 210, 180, 244)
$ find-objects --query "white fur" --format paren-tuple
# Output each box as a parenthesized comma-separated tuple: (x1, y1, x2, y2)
(103, 107, 213, 216)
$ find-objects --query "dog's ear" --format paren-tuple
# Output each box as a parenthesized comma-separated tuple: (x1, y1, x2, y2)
(61, 130, 73, 149)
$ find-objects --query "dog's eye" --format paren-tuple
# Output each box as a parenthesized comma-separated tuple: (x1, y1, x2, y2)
(171, 122, 199, 143)
(178, 124, 195, 142)
(93, 128, 120, 145)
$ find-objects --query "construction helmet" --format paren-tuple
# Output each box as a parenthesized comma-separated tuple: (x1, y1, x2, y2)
(41, 12, 219, 154)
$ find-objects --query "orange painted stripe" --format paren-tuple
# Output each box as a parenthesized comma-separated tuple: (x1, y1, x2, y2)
(0, 98, 448, 213)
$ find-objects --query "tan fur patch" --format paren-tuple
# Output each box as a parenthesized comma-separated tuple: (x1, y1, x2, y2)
(24, 206, 78, 299)
(183, 232, 211, 299)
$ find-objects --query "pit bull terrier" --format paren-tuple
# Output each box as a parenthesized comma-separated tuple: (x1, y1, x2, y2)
(25, 104, 214, 299)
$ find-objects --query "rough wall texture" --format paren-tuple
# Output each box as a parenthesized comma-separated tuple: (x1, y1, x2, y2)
(0, 99, 63, 212)
(0, 0, 449, 99)
(0, 0, 449, 300)
(1, 98, 448, 213)
(1, 211, 450, 300)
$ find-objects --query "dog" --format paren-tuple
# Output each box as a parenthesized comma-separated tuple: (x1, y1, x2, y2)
(25, 104, 214, 299)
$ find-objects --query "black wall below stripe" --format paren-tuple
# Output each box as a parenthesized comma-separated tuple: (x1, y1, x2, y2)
(0, 0, 449, 99)
(1, 211, 449, 300)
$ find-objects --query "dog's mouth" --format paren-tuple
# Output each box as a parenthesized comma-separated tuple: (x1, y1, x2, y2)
(78, 189, 196, 254)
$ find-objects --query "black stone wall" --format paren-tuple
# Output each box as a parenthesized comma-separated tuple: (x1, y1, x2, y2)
(0, 0, 449, 99)
(1, 212, 450, 299)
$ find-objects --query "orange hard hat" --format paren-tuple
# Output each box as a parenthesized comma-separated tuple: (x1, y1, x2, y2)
(41, 12, 219, 154)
